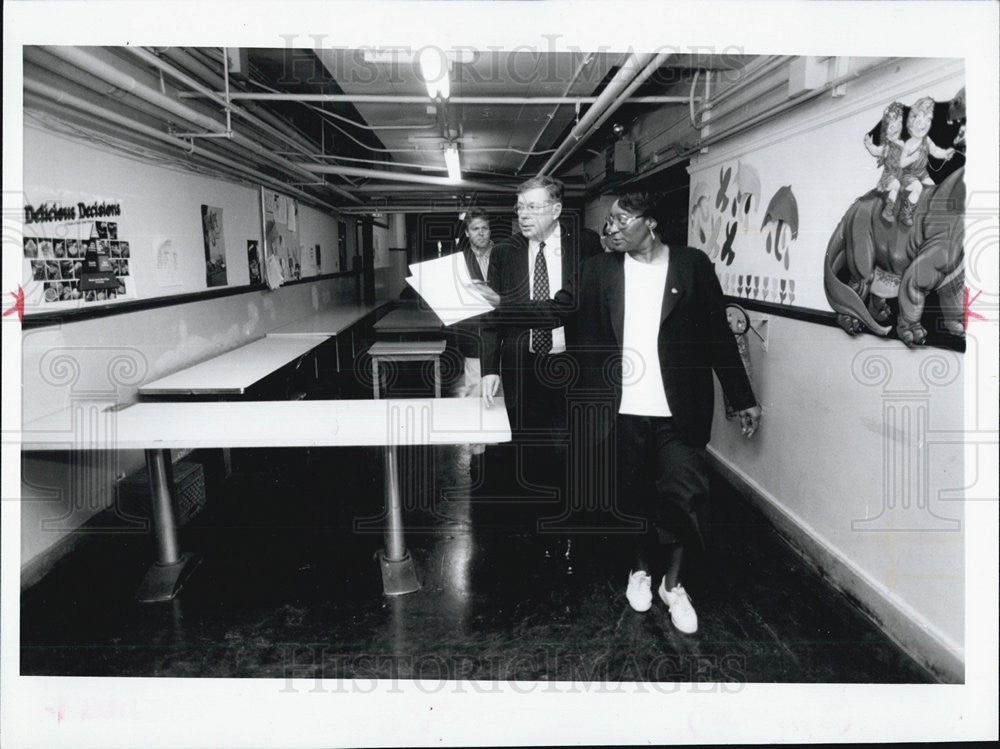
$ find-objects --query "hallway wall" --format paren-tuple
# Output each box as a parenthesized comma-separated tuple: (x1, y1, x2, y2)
(583, 57, 968, 681)
(20, 126, 360, 574)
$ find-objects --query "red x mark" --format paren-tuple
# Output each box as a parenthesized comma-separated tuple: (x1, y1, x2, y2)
(963, 287, 984, 330)
(3, 285, 24, 323)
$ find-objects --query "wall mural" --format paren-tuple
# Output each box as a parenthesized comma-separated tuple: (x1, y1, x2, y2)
(690, 161, 802, 304)
(824, 88, 966, 347)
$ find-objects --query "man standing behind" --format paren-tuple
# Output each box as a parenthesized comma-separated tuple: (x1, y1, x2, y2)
(452, 208, 495, 401)
(481, 176, 602, 517)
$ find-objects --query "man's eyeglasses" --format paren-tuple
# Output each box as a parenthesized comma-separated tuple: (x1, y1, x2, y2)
(604, 213, 642, 232)
(514, 201, 554, 215)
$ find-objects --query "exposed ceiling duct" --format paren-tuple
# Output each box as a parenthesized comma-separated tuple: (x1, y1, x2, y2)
(22, 45, 753, 213)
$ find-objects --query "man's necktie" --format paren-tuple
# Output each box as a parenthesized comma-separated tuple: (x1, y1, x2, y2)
(531, 242, 552, 355)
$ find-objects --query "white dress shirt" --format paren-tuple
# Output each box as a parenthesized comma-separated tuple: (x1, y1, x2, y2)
(528, 230, 565, 354)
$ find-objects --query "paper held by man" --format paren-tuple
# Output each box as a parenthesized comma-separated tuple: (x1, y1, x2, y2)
(405, 252, 495, 325)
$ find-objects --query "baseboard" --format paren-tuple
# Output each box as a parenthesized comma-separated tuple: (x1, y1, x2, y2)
(708, 447, 965, 684)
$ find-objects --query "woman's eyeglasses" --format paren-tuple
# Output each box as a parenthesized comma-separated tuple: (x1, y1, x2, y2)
(604, 213, 642, 232)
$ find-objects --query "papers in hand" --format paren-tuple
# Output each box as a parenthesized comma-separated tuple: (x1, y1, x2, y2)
(405, 253, 495, 325)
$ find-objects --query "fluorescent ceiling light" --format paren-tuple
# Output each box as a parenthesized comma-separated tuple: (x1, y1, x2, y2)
(444, 145, 461, 183)
(418, 47, 450, 100)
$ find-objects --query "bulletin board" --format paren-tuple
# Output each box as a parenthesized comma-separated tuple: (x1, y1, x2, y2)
(261, 187, 304, 281)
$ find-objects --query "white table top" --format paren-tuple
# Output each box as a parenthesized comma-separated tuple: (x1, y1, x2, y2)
(368, 340, 447, 356)
(21, 397, 510, 451)
(267, 303, 386, 338)
(138, 336, 327, 395)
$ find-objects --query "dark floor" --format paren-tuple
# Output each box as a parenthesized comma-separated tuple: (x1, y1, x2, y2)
(21, 435, 935, 684)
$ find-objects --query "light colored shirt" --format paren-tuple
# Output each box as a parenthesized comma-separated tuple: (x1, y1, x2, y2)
(472, 246, 492, 280)
(619, 252, 671, 417)
(528, 230, 565, 354)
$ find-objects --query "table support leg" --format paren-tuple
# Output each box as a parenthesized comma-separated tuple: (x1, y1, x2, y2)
(372, 359, 381, 400)
(377, 445, 420, 596)
(135, 448, 201, 603)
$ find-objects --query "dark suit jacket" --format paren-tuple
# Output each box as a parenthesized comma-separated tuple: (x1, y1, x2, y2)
(516, 245, 757, 447)
(451, 246, 491, 359)
(481, 223, 602, 406)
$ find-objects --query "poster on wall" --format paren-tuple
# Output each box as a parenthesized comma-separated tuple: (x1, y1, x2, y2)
(247, 240, 262, 284)
(21, 189, 135, 311)
(261, 188, 302, 281)
(200, 204, 228, 287)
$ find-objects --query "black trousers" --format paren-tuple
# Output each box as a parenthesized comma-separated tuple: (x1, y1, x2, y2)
(615, 414, 710, 555)
(498, 351, 571, 505)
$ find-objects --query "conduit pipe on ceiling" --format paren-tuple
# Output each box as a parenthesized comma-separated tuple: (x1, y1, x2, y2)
(698, 55, 792, 114)
(24, 58, 301, 187)
(301, 164, 515, 192)
(538, 52, 662, 177)
(23, 78, 344, 214)
(583, 53, 677, 147)
(516, 52, 596, 174)
(126, 47, 330, 171)
(157, 47, 327, 155)
(696, 57, 896, 151)
(182, 92, 692, 105)
(26, 50, 331, 192)
(41, 46, 361, 205)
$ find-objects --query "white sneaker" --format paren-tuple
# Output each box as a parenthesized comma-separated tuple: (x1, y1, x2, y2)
(658, 579, 698, 634)
(626, 570, 653, 612)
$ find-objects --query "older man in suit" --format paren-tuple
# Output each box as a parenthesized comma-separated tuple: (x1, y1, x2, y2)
(480, 176, 602, 530)
(476, 191, 760, 632)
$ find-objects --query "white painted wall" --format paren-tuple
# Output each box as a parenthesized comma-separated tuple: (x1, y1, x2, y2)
(685, 57, 966, 663)
(584, 57, 967, 678)
(20, 127, 360, 570)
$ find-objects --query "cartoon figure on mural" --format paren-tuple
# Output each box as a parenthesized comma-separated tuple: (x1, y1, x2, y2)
(898, 96, 956, 226)
(761, 185, 798, 272)
(863, 101, 906, 223)
(825, 89, 966, 347)
(691, 162, 763, 270)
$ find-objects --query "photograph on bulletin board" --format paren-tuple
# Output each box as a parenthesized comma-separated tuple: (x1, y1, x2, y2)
(261, 187, 302, 281)
(200, 204, 228, 287)
(21, 189, 134, 313)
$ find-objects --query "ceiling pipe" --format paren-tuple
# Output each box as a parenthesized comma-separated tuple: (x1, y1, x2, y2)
(300, 164, 515, 192)
(517, 51, 596, 174)
(584, 53, 677, 145)
(128, 46, 359, 194)
(22, 79, 344, 214)
(180, 92, 692, 105)
(696, 57, 896, 151)
(40, 46, 361, 205)
(158, 47, 328, 154)
(126, 47, 331, 170)
(538, 52, 660, 177)
(700, 55, 792, 113)
(24, 59, 309, 191)
(25, 53, 341, 196)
